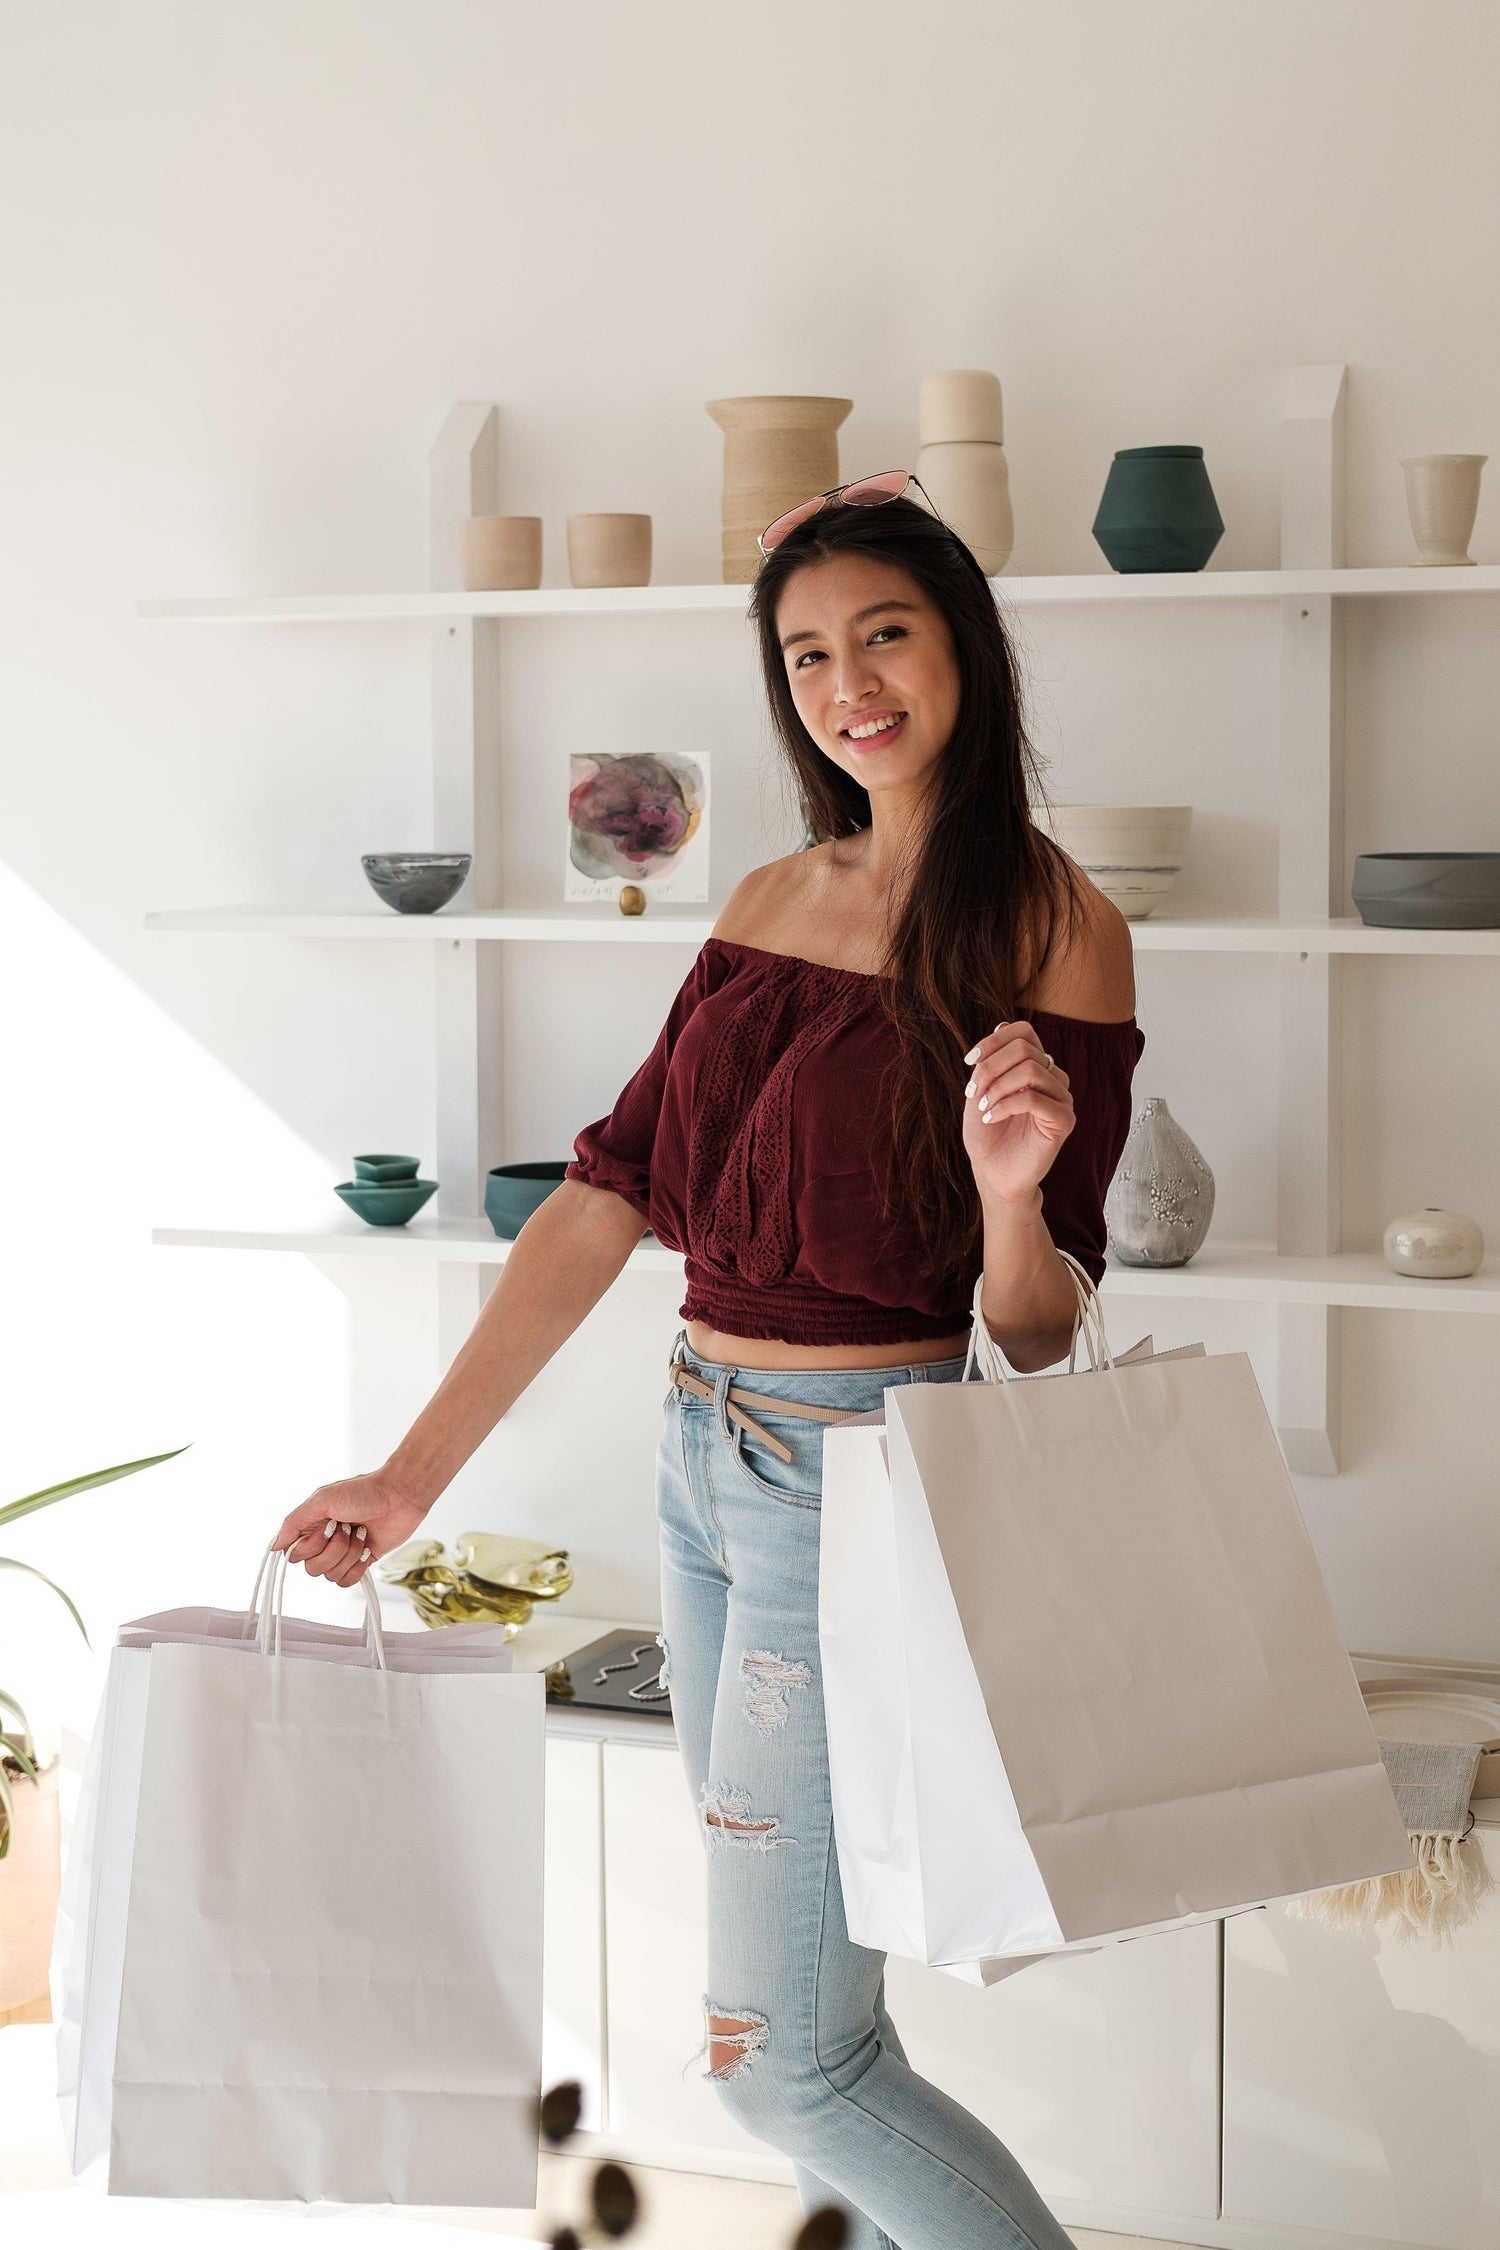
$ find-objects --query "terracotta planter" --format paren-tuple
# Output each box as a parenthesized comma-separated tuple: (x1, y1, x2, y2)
(705, 395, 852, 583)
(0, 1756, 60, 2019)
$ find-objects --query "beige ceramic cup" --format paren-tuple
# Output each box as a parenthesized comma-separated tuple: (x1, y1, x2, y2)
(461, 515, 542, 591)
(567, 513, 652, 588)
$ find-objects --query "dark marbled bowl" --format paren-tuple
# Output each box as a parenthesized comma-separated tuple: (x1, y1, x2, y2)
(1352, 852, 1500, 929)
(361, 852, 471, 914)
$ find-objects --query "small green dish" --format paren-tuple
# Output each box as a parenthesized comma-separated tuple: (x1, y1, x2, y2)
(353, 1152, 421, 1183)
(485, 1161, 569, 1239)
(335, 1178, 438, 1227)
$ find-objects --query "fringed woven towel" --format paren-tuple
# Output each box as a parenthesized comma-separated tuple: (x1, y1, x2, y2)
(1284, 1736, 1494, 1944)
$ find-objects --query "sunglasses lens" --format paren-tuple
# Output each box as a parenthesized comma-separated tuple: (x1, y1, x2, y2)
(759, 496, 826, 553)
(841, 471, 913, 506)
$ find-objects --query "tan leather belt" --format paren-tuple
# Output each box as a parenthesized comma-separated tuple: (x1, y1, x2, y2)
(668, 1360, 864, 1465)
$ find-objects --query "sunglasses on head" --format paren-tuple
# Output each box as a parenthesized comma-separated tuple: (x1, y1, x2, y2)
(757, 471, 937, 558)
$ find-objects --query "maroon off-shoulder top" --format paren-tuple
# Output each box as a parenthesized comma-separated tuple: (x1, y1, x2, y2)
(565, 937, 1144, 1347)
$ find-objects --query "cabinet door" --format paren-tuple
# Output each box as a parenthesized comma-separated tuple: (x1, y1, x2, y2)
(885, 1922, 1221, 2224)
(1223, 1826, 1500, 2247)
(602, 1738, 784, 2163)
(543, 1736, 605, 2132)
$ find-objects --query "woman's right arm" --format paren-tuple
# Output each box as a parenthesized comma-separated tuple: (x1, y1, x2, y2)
(270, 1179, 646, 1587)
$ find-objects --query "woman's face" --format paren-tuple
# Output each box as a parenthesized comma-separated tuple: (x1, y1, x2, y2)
(775, 553, 961, 798)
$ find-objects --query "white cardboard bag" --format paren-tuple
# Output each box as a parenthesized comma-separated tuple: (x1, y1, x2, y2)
(820, 1258, 1413, 1975)
(55, 1550, 542, 2205)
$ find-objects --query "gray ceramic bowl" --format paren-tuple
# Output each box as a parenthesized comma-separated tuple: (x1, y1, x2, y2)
(1352, 852, 1500, 929)
(335, 1178, 437, 1227)
(485, 1161, 569, 1240)
(361, 852, 472, 915)
(353, 1152, 421, 1183)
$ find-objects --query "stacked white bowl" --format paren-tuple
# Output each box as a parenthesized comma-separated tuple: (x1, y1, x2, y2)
(1040, 804, 1193, 919)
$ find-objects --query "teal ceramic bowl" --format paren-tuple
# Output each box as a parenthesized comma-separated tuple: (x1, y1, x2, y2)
(335, 1177, 438, 1227)
(353, 1152, 421, 1183)
(485, 1161, 569, 1239)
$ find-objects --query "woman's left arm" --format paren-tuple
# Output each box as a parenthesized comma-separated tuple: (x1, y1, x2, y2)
(963, 889, 1136, 1373)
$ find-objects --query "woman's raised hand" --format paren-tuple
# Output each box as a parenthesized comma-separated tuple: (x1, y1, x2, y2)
(961, 1018, 1075, 1208)
(270, 1471, 429, 1590)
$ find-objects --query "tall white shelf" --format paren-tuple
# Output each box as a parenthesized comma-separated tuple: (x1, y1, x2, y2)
(145, 368, 1498, 1465)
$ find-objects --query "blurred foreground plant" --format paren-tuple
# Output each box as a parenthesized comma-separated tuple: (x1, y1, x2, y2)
(1, 1449, 187, 1854)
(535, 2077, 849, 2247)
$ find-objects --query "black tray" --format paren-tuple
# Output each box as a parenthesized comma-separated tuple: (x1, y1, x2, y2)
(545, 1626, 671, 1716)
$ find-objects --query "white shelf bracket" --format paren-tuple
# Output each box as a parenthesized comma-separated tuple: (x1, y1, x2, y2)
(429, 402, 505, 1361)
(1275, 364, 1347, 1474)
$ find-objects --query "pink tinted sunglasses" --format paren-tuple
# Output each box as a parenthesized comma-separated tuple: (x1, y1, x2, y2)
(757, 470, 936, 558)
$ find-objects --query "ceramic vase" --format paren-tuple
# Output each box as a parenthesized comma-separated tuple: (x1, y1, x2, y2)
(1382, 1207, 1484, 1278)
(460, 515, 542, 591)
(1399, 454, 1486, 566)
(914, 368, 1014, 574)
(705, 395, 852, 583)
(566, 513, 652, 588)
(1092, 445, 1224, 574)
(1105, 1097, 1215, 1267)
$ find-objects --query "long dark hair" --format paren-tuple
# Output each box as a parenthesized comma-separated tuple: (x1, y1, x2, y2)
(748, 496, 1084, 1283)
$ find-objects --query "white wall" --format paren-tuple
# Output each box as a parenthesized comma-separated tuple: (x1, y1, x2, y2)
(3, 0, 1499, 1748)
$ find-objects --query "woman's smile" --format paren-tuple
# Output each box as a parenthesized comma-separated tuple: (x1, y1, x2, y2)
(840, 708, 909, 750)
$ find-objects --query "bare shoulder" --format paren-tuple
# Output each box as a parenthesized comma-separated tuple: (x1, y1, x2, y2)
(710, 847, 827, 948)
(1025, 861, 1136, 1022)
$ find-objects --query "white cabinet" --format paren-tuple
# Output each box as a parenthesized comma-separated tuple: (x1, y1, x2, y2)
(886, 1926, 1222, 2226)
(542, 1735, 607, 2134)
(600, 1737, 786, 2171)
(1222, 1822, 1500, 2248)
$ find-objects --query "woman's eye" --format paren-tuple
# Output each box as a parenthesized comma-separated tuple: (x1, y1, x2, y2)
(794, 625, 905, 671)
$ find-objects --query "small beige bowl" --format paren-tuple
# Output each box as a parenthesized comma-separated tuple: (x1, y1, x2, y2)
(461, 515, 542, 591)
(567, 513, 652, 589)
(1041, 804, 1193, 919)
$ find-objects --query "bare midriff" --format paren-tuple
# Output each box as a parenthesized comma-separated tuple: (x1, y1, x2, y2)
(682, 1321, 971, 1371)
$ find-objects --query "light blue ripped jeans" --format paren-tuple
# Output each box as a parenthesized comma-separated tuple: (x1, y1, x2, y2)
(655, 1331, 1075, 2250)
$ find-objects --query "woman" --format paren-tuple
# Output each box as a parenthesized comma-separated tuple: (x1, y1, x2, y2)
(273, 484, 1142, 2250)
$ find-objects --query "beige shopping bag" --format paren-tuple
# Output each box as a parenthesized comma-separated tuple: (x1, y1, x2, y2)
(820, 1256, 1413, 1973)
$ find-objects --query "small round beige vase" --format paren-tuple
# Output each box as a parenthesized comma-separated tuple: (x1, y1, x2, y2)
(566, 513, 652, 589)
(1382, 1207, 1484, 1278)
(1399, 454, 1487, 566)
(916, 368, 1013, 574)
(460, 515, 542, 591)
(706, 395, 853, 583)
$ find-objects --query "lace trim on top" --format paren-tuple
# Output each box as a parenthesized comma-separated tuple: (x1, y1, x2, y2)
(688, 954, 867, 1287)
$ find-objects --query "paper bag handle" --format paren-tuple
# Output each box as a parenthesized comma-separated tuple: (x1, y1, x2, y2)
(248, 1538, 388, 1669)
(964, 1250, 1114, 1383)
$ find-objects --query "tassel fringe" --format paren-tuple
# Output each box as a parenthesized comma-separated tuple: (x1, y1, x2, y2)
(1283, 1829, 1495, 1945)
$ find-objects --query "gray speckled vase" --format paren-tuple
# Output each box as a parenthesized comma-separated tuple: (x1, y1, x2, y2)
(1105, 1097, 1215, 1267)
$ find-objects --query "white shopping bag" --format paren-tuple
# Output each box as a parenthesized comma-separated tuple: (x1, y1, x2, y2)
(55, 1547, 542, 2204)
(820, 1256, 1413, 1976)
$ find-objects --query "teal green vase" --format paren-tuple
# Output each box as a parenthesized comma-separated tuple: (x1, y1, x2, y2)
(1092, 445, 1224, 573)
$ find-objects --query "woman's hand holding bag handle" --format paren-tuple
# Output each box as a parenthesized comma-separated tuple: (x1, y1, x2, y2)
(964, 1249, 1118, 1384)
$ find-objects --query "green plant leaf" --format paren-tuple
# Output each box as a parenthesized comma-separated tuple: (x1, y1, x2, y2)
(0, 1557, 90, 1646)
(0, 1760, 12, 1856)
(0, 1688, 34, 1760)
(0, 1446, 190, 1532)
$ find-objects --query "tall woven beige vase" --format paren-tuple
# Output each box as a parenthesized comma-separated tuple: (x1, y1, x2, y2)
(706, 394, 852, 582)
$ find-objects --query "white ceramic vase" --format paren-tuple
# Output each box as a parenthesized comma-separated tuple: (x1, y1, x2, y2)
(1399, 454, 1487, 566)
(1382, 1207, 1484, 1278)
(1105, 1097, 1215, 1268)
(705, 395, 852, 584)
(915, 368, 1013, 574)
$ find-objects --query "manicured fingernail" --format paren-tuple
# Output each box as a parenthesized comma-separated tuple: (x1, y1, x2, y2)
(324, 1520, 336, 1537)
(342, 1522, 351, 1534)
(963, 1077, 975, 1097)
(361, 1546, 370, 1561)
(963, 1043, 981, 1065)
(355, 1526, 366, 1540)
